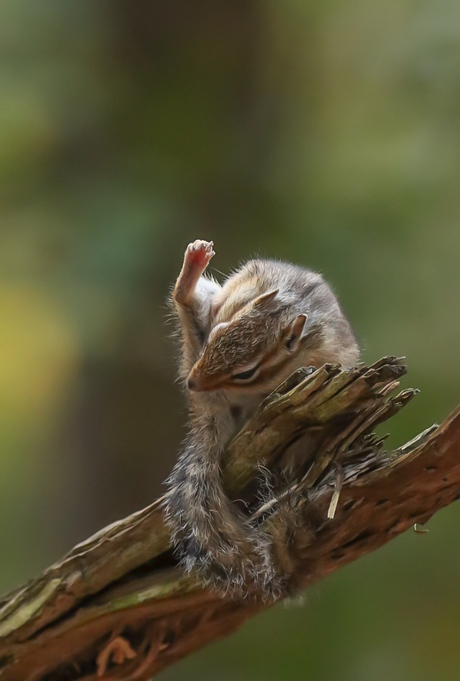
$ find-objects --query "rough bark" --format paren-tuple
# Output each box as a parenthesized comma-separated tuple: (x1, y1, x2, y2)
(0, 358, 459, 681)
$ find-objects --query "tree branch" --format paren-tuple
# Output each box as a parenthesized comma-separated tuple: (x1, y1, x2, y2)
(1, 358, 459, 681)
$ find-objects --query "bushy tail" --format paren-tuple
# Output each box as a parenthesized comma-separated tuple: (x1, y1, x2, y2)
(164, 426, 283, 599)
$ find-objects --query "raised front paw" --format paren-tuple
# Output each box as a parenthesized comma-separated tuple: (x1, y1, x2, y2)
(174, 240, 216, 305)
(185, 240, 215, 271)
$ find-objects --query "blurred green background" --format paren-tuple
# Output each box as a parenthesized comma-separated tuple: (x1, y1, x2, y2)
(1, 1, 460, 679)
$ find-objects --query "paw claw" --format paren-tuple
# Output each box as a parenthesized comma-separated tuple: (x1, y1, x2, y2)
(185, 239, 215, 269)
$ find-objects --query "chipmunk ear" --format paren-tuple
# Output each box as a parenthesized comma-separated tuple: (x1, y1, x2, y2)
(284, 314, 308, 352)
(253, 289, 279, 308)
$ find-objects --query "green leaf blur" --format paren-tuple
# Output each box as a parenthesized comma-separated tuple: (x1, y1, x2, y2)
(1, 2, 460, 679)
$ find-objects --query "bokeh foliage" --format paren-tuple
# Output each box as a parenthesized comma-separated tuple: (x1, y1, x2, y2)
(1, 1, 460, 679)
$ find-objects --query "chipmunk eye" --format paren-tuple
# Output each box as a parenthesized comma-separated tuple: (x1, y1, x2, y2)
(231, 366, 259, 381)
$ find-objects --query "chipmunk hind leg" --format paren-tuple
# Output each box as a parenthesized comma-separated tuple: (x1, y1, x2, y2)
(253, 491, 315, 600)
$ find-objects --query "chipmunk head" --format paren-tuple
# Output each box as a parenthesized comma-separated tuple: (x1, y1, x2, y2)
(187, 289, 310, 395)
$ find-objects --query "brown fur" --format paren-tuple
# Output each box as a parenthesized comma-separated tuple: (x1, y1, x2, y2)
(164, 241, 359, 599)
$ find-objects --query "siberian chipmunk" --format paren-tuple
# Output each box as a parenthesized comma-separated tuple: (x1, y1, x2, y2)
(165, 240, 359, 599)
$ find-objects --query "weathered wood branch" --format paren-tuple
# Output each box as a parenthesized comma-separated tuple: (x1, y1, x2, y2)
(1, 358, 459, 681)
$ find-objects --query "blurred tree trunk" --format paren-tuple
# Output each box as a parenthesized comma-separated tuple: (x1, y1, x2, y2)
(54, 0, 286, 545)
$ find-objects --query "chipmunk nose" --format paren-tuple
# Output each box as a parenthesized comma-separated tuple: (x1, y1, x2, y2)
(187, 377, 198, 391)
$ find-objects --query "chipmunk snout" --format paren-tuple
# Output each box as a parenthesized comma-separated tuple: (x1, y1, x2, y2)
(187, 372, 217, 392)
(187, 376, 198, 391)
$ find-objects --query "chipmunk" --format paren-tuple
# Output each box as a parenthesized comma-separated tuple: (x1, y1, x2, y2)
(165, 240, 359, 599)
